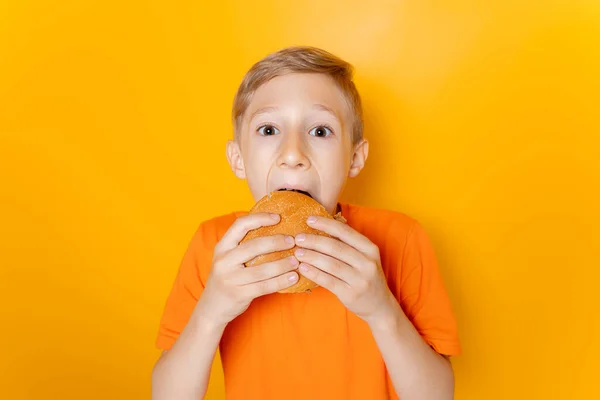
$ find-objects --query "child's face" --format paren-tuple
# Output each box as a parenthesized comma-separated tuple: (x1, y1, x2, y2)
(227, 73, 368, 215)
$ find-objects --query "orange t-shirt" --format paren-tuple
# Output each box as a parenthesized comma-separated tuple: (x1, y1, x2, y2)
(156, 202, 461, 399)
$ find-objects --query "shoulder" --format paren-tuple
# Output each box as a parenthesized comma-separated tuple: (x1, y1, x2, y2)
(189, 210, 248, 250)
(181, 211, 247, 283)
(342, 202, 420, 241)
(341, 203, 437, 273)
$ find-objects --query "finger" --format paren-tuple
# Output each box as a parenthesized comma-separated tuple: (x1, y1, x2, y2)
(295, 234, 369, 270)
(298, 263, 348, 297)
(233, 256, 299, 285)
(228, 234, 295, 265)
(218, 213, 281, 253)
(306, 216, 380, 260)
(242, 271, 300, 298)
(294, 248, 359, 285)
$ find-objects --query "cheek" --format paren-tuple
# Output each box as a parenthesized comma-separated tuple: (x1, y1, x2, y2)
(319, 146, 350, 176)
(244, 139, 272, 163)
(243, 144, 275, 181)
(315, 149, 350, 197)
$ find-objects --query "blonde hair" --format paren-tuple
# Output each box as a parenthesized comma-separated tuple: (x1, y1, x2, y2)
(232, 46, 364, 143)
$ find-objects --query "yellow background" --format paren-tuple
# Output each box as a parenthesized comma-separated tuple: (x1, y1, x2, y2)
(1, 1, 599, 398)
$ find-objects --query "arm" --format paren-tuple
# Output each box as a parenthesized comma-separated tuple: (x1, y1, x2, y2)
(293, 216, 458, 400)
(151, 303, 226, 400)
(152, 213, 301, 399)
(367, 294, 454, 400)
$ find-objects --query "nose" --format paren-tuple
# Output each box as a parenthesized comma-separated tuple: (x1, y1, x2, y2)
(277, 131, 310, 170)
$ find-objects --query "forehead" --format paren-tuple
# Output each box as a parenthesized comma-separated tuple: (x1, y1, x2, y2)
(244, 73, 351, 124)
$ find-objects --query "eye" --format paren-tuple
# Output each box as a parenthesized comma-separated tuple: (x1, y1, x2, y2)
(309, 125, 333, 137)
(257, 124, 280, 136)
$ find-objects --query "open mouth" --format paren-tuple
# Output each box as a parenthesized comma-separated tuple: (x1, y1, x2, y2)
(277, 188, 312, 198)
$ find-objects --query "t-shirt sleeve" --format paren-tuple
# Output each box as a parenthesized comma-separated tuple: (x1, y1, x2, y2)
(155, 224, 211, 351)
(396, 220, 461, 356)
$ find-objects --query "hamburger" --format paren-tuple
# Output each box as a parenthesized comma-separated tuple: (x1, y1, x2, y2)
(240, 189, 346, 294)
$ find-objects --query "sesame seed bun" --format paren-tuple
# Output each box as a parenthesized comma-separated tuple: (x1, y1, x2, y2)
(240, 190, 345, 293)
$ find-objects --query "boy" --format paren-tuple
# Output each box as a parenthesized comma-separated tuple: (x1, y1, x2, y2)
(152, 46, 460, 399)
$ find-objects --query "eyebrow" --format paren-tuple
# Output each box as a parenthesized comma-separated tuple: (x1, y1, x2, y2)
(248, 106, 280, 123)
(312, 104, 341, 122)
(247, 104, 341, 125)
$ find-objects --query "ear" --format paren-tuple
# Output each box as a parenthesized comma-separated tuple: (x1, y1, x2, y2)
(348, 138, 369, 178)
(226, 140, 246, 179)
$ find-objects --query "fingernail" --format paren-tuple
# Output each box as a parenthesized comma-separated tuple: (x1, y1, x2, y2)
(270, 213, 280, 220)
(289, 256, 299, 266)
(285, 235, 294, 245)
(307, 216, 317, 224)
(299, 264, 309, 273)
(296, 233, 305, 242)
(289, 273, 298, 282)
(295, 248, 305, 257)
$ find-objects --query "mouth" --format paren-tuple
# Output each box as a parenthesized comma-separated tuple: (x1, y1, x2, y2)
(277, 188, 313, 199)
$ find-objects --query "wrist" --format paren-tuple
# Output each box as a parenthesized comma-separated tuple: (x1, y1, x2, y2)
(193, 297, 229, 334)
(366, 293, 408, 333)
(192, 311, 228, 337)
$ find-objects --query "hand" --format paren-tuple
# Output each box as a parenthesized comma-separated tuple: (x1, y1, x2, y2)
(196, 213, 300, 328)
(294, 216, 396, 324)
